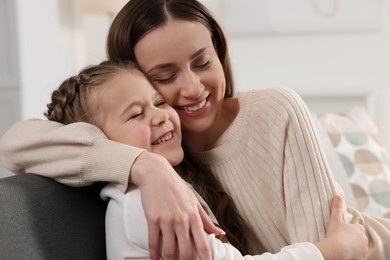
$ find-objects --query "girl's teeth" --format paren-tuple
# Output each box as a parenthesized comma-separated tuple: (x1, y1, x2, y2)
(153, 132, 173, 145)
(180, 99, 206, 112)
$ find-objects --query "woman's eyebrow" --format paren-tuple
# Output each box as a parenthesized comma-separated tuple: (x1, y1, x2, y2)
(146, 63, 174, 74)
(189, 46, 210, 59)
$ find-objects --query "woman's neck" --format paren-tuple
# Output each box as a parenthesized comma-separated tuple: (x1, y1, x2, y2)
(182, 98, 239, 152)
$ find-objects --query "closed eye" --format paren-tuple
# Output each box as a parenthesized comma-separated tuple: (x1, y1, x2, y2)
(194, 59, 212, 69)
(154, 74, 177, 84)
(155, 99, 166, 107)
(129, 112, 142, 119)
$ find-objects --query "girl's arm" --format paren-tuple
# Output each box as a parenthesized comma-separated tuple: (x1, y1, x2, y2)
(0, 119, 220, 259)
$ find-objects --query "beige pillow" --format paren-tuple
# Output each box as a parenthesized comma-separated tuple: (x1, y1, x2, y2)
(318, 107, 390, 218)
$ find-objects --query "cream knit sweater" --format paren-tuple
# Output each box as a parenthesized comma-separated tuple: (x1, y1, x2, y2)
(0, 87, 389, 258)
(190, 88, 337, 253)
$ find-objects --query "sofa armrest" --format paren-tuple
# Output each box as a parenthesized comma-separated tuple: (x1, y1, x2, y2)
(0, 174, 107, 260)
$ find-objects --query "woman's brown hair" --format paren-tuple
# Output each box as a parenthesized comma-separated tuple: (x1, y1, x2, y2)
(176, 153, 252, 254)
(107, 0, 234, 98)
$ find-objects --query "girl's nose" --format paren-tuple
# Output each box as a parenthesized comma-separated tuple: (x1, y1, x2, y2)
(151, 108, 169, 127)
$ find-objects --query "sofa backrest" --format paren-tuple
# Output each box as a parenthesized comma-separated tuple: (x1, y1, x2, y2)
(0, 174, 108, 260)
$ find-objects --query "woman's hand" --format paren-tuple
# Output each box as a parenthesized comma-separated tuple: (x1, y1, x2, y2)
(131, 152, 223, 260)
(315, 195, 368, 260)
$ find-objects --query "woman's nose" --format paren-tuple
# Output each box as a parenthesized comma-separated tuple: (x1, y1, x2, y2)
(179, 71, 203, 98)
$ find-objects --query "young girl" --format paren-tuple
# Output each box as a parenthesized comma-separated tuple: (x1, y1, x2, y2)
(43, 60, 366, 259)
(0, 0, 388, 259)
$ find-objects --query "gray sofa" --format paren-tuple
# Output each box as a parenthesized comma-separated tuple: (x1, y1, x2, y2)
(0, 174, 108, 260)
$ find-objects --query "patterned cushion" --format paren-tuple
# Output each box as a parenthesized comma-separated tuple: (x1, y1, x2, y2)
(318, 107, 390, 218)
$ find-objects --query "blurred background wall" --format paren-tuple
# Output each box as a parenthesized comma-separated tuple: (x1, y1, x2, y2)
(1, 0, 390, 176)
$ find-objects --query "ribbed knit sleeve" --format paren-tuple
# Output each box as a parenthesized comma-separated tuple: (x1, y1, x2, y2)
(0, 119, 144, 191)
(191, 87, 339, 253)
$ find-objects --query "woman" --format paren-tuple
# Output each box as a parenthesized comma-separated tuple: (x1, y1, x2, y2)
(45, 60, 366, 259)
(0, 0, 388, 259)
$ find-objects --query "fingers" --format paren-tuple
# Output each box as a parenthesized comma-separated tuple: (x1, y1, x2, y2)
(191, 228, 212, 260)
(148, 222, 161, 260)
(200, 203, 225, 235)
(175, 215, 194, 260)
(359, 224, 365, 233)
(173, 205, 212, 260)
(147, 206, 212, 260)
(161, 225, 177, 260)
(357, 224, 367, 238)
(138, 161, 213, 259)
(189, 205, 212, 260)
(148, 219, 184, 260)
(355, 224, 368, 258)
(329, 195, 343, 223)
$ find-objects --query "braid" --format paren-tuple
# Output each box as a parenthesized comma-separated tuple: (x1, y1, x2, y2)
(45, 73, 89, 124)
(45, 60, 137, 125)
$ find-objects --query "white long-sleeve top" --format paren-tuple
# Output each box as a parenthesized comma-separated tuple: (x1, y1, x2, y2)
(100, 183, 324, 260)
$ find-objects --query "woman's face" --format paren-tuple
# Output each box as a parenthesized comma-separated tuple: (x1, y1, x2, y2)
(134, 19, 226, 134)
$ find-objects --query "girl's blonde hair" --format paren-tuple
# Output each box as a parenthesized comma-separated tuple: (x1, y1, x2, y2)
(45, 60, 137, 125)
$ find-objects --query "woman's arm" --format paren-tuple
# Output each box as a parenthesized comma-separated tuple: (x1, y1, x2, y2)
(271, 87, 344, 241)
(0, 119, 138, 189)
(0, 119, 220, 259)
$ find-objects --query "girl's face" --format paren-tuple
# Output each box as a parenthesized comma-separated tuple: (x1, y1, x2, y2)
(134, 19, 226, 134)
(95, 70, 183, 166)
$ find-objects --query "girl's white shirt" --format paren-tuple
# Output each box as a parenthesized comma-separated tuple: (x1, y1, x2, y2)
(100, 183, 324, 260)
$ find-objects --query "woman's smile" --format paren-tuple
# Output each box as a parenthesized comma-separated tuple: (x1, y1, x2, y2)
(176, 95, 209, 117)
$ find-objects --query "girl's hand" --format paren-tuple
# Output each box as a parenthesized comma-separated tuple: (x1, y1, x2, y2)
(315, 195, 368, 260)
(131, 152, 223, 260)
